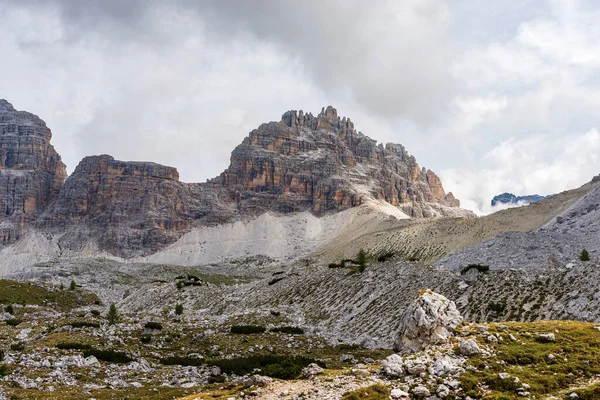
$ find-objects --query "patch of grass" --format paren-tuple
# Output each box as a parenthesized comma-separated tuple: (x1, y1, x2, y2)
(460, 321, 600, 398)
(342, 384, 390, 400)
(230, 325, 266, 334)
(0, 279, 100, 311)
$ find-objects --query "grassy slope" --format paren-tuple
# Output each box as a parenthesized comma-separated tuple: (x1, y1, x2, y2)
(460, 321, 600, 399)
(316, 180, 599, 263)
(0, 279, 100, 311)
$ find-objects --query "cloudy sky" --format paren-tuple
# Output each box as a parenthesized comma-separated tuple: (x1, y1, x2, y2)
(1, 0, 600, 214)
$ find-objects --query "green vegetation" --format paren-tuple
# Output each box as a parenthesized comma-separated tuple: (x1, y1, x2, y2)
(342, 384, 390, 400)
(68, 320, 100, 329)
(5, 318, 21, 326)
(144, 321, 163, 330)
(10, 342, 24, 351)
(377, 251, 395, 262)
(356, 249, 368, 272)
(0, 364, 8, 377)
(5, 304, 14, 314)
(175, 303, 184, 315)
(460, 321, 600, 398)
(0, 279, 99, 311)
(56, 342, 93, 351)
(230, 325, 266, 334)
(83, 348, 133, 363)
(106, 303, 119, 325)
(69, 279, 76, 290)
(210, 355, 324, 380)
(270, 326, 304, 334)
(580, 248, 590, 261)
(461, 263, 490, 275)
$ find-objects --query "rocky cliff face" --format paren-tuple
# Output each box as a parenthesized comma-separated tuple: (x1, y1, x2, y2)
(0, 100, 66, 245)
(212, 106, 460, 217)
(0, 101, 468, 257)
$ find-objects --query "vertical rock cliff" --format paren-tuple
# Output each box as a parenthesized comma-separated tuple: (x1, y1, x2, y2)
(0, 100, 66, 244)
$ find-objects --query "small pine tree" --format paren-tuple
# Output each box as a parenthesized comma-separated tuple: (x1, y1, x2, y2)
(176, 281, 184, 290)
(5, 304, 13, 315)
(69, 279, 76, 290)
(59, 282, 64, 291)
(580, 248, 590, 261)
(175, 303, 184, 315)
(107, 303, 119, 325)
(340, 259, 346, 268)
(357, 249, 368, 272)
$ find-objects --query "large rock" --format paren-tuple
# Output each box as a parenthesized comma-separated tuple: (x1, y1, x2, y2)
(0, 99, 66, 245)
(393, 290, 463, 352)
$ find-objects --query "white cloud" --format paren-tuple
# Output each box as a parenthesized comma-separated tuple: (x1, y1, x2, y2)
(441, 128, 600, 215)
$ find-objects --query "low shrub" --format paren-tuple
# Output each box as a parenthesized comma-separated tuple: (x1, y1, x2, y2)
(207, 375, 226, 384)
(91, 310, 101, 316)
(160, 355, 204, 367)
(461, 264, 490, 275)
(268, 277, 285, 285)
(0, 364, 8, 377)
(377, 252, 395, 262)
(270, 310, 281, 317)
(10, 342, 24, 351)
(270, 326, 304, 335)
(83, 348, 133, 363)
(5, 304, 14, 315)
(5, 318, 21, 326)
(69, 320, 100, 329)
(144, 321, 163, 330)
(230, 325, 266, 334)
(140, 335, 152, 344)
(56, 342, 93, 351)
(209, 355, 324, 379)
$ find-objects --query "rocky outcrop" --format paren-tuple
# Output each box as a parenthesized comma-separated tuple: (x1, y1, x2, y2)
(393, 290, 463, 352)
(212, 106, 461, 217)
(37, 155, 235, 257)
(1, 101, 468, 257)
(0, 100, 66, 244)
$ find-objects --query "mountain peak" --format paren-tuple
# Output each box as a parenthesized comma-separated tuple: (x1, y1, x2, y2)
(0, 99, 15, 111)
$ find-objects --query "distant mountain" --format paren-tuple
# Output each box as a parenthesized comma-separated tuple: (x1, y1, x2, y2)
(491, 192, 549, 207)
(0, 100, 472, 258)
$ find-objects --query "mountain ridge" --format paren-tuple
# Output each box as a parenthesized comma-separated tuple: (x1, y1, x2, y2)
(0, 100, 471, 258)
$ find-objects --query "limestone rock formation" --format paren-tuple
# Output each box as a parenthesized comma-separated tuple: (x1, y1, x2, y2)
(212, 106, 461, 217)
(38, 155, 233, 257)
(0, 100, 66, 245)
(0, 101, 469, 257)
(393, 290, 463, 352)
